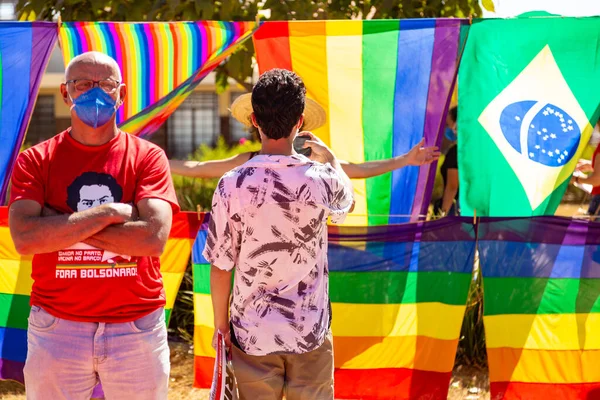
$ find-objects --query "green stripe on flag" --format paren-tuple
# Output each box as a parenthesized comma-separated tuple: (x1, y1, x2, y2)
(193, 263, 211, 294)
(484, 277, 600, 315)
(0, 293, 30, 330)
(193, 262, 471, 306)
(164, 308, 172, 325)
(363, 20, 398, 226)
(330, 271, 471, 305)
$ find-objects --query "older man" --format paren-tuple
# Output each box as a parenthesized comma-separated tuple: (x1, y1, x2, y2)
(8, 51, 178, 399)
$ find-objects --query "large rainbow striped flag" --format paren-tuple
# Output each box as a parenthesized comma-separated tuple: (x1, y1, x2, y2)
(193, 216, 476, 399)
(0, 22, 57, 202)
(0, 208, 200, 385)
(478, 217, 600, 399)
(253, 20, 468, 225)
(59, 21, 256, 137)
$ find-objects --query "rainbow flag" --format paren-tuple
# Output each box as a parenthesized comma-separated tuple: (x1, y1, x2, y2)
(192, 214, 213, 388)
(193, 216, 476, 399)
(253, 20, 468, 225)
(59, 21, 256, 137)
(0, 207, 200, 384)
(479, 217, 600, 399)
(0, 22, 57, 202)
(161, 211, 202, 323)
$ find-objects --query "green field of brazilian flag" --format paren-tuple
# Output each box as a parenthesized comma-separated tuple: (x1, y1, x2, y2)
(459, 16, 600, 216)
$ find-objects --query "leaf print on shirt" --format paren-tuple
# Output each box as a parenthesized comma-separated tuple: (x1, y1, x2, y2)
(254, 294, 296, 320)
(236, 167, 256, 188)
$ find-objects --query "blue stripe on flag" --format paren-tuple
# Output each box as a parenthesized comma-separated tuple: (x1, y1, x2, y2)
(390, 20, 436, 224)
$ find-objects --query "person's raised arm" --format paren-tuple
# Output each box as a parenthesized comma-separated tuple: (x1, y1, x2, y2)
(338, 138, 440, 179)
(169, 152, 253, 179)
(9, 200, 133, 255)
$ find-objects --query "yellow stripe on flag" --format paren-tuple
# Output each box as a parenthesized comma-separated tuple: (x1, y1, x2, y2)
(160, 238, 193, 273)
(162, 271, 185, 311)
(331, 302, 465, 340)
(334, 335, 458, 371)
(289, 21, 330, 146)
(484, 313, 600, 350)
(325, 20, 367, 226)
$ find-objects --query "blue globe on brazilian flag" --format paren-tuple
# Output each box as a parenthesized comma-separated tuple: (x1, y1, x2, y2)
(458, 17, 600, 216)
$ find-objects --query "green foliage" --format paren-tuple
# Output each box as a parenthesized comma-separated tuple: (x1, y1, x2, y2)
(16, 0, 481, 92)
(172, 137, 260, 212)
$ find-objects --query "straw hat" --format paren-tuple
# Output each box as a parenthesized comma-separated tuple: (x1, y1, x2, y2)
(230, 93, 326, 131)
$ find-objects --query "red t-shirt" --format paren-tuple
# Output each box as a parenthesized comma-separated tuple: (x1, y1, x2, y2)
(592, 145, 600, 195)
(9, 129, 180, 323)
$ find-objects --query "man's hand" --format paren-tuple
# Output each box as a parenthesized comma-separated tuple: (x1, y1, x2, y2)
(300, 131, 335, 164)
(212, 326, 232, 351)
(405, 139, 441, 166)
(107, 203, 139, 224)
(576, 159, 594, 173)
(83, 199, 171, 257)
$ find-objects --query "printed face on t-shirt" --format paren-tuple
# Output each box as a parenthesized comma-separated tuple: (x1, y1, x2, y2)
(77, 185, 115, 211)
(66, 171, 123, 213)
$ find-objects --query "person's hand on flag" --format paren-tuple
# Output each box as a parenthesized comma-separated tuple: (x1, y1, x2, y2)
(405, 139, 441, 166)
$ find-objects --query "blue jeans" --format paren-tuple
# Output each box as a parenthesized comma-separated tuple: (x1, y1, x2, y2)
(24, 306, 170, 400)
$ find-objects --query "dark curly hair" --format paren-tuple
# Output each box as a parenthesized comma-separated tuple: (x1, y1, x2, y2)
(251, 69, 306, 140)
(66, 172, 123, 212)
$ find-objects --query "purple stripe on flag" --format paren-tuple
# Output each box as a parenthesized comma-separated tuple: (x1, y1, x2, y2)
(478, 216, 600, 245)
(412, 19, 463, 220)
(0, 358, 24, 383)
(1, 23, 58, 202)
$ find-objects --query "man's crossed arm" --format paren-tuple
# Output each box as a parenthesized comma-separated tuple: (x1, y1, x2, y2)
(9, 198, 172, 257)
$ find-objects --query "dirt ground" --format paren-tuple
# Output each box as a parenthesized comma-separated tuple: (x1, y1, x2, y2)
(0, 341, 489, 400)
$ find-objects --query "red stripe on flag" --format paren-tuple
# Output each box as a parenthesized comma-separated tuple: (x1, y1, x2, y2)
(169, 211, 203, 239)
(0, 207, 7, 226)
(194, 355, 215, 388)
(253, 22, 293, 74)
(491, 382, 600, 399)
(334, 368, 452, 400)
(196, 354, 453, 400)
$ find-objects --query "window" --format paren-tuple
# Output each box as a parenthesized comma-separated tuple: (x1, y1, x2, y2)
(167, 92, 218, 158)
(230, 92, 251, 142)
(26, 95, 56, 145)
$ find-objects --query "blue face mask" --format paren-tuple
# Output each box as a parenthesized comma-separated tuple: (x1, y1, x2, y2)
(70, 87, 117, 128)
(444, 127, 457, 142)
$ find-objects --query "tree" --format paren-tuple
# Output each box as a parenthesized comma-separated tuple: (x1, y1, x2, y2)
(16, 0, 481, 91)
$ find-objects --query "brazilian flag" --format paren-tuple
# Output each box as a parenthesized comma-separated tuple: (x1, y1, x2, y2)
(458, 16, 600, 216)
